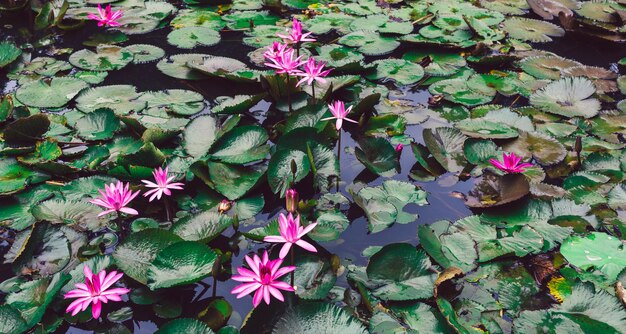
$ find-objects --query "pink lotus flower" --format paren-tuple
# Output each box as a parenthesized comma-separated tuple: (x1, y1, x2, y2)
(87, 4, 123, 27)
(89, 181, 140, 217)
(64, 266, 130, 319)
(277, 18, 316, 44)
(264, 213, 317, 259)
(321, 100, 358, 130)
(141, 167, 184, 202)
(263, 42, 288, 62)
(231, 250, 296, 307)
(296, 57, 331, 87)
(489, 152, 533, 174)
(264, 47, 305, 76)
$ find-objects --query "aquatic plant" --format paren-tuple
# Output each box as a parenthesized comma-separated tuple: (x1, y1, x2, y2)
(64, 266, 130, 319)
(489, 152, 534, 174)
(231, 251, 295, 307)
(87, 4, 123, 27)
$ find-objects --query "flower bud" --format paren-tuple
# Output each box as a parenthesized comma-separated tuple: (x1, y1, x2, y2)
(218, 199, 232, 214)
(285, 189, 299, 213)
(395, 144, 403, 153)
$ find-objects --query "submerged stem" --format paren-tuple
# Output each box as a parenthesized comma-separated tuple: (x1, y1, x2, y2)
(287, 74, 292, 112)
(290, 248, 295, 287)
(164, 197, 171, 222)
(312, 83, 316, 103)
(336, 130, 342, 193)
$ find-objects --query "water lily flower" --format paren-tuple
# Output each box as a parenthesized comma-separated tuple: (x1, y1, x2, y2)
(295, 57, 331, 87)
(321, 100, 358, 131)
(264, 213, 317, 259)
(89, 181, 140, 217)
(141, 167, 184, 202)
(231, 251, 296, 307)
(64, 266, 130, 319)
(264, 47, 304, 76)
(218, 199, 233, 214)
(263, 41, 288, 62)
(285, 189, 298, 214)
(489, 152, 533, 174)
(87, 4, 123, 27)
(277, 18, 316, 45)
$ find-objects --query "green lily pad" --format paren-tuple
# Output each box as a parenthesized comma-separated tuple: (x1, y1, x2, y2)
(69, 45, 134, 71)
(171, 211, 233, 243)
(502, 17, 564, 42)
(338, 31, 400, 56)
(210, 125, 269, 164)
(561, 232, 626, 282)
(530, 77, 600, 118)
(147, 241, 217, 289)
(76, 85, 146, 115)
(366, 59, 424, 86)
(112, 229, 183, 284)
(167, 27, 221, 49)
(75, 108, 121, 141)
(0, 42, 22, 68)
(15, 78, 88, 108)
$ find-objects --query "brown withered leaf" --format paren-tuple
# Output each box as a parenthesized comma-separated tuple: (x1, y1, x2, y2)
(434, 267, 463, 298)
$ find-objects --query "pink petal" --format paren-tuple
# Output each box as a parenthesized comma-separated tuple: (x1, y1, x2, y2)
(278, 242, 293, 259)
(295, 239, 317, 253)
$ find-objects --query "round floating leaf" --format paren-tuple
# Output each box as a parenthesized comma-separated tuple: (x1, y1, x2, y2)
(561, 232, 626, 282)
(223, 10, 280, 29)
(212, 94, 264, 114)
(338, 30, 400, 56)
(366, 243, 436, 301)
(124, 44, 165, 64)
(76, 85, 146, 115)
(4, 114, 50, 144)
(204, 161, 265, 200)
(504, 131, 566, 165)
(292, 252, 337, 300)
(242, 25, 284, 48)
(423, 127, 467, 173)
(309, 211, 349, 242)
(167, 27, 221, 49)
(187, 55, 248, 78)
(403, 50, 467, 77)
(465, 173, 530, 208)
(366, 59, 424, 86)
(139, 89, 205, 116)
(184, 116, 217, 157)
(69, 45, 134, 71)
(210, 125, 269, 164)
(316, 44, 364, 72)
(273, 302, 368, 334)
(429, 78, 494, 107)
(75, 108, 121, 141)
(112, 229, 183, 284)
(170, 8, 224, 29)
(156, 318, 215, 334)
(31, 199, 105, 230)
(267, 149, 311, 195)
(518, 55, 581, 80)
(0, 42, 22, 68)
(171, 211, 233, 243)
(456, 119, 519, 139)
(502, 17, 564, 42)
(147, 241, 217, 289)
(0, 159, 49, 196)
(0, 305, 27, 334)
(530, 77, 600, 118)
(157, 54, 210, 80)
(355, 137, 399, 176)
(305, 13, 355, 35)
(350, 14, 413, 34)
(15, 78, 88, 108)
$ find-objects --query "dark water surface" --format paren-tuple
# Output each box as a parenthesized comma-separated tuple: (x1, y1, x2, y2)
(1, 7, 626, 333)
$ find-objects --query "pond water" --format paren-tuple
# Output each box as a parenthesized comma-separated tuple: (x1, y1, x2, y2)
(2, 0, 626, 333)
